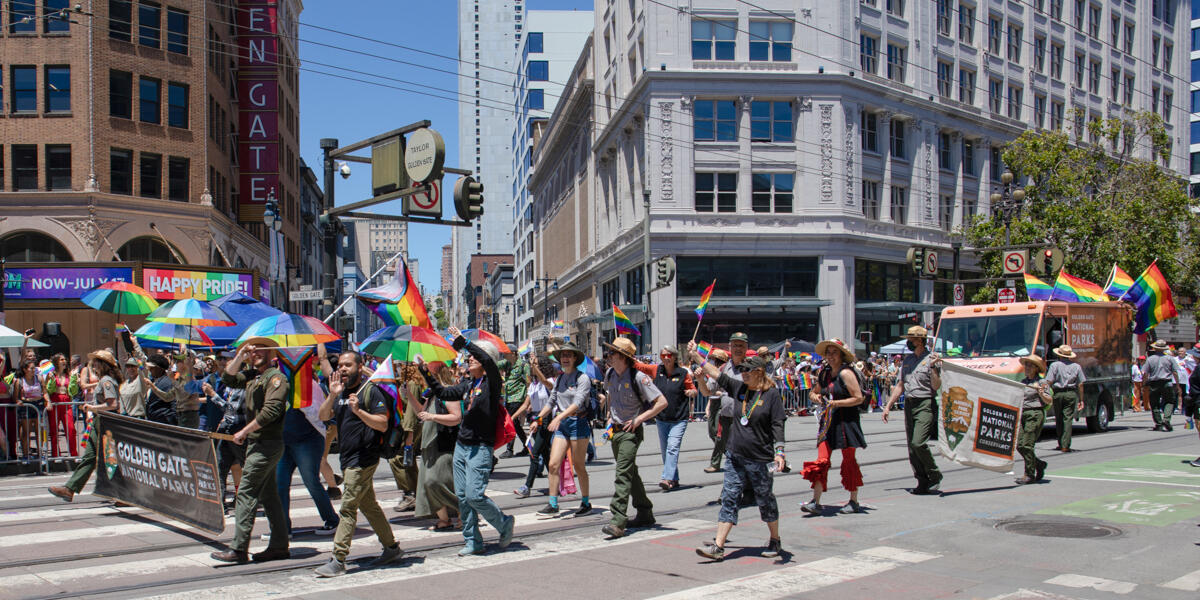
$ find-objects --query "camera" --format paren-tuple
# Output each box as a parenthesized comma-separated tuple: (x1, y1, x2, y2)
(338, 162, 351, 179)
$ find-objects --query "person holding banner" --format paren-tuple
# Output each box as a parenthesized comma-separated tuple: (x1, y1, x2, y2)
(48, 350, 120, 502)
(801, 339, 866, 515)
(1015, 356, 1052, 485)
(210, 343, 290, 565)
(882, 326, 943, 495)
(1046, 345, 1087, 449)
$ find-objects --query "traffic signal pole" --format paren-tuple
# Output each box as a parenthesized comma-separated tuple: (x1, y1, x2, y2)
(643, 189, 652, 352)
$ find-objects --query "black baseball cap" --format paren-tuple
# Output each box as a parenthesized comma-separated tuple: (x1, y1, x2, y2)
(729, 332, 749, 343)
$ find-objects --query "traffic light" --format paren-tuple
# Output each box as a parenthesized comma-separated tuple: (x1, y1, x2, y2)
(906, 247, 926, 275)
(453, 176, 484, 222)
(654, 257, 676, 289)
(1031, 247, 1064, 276)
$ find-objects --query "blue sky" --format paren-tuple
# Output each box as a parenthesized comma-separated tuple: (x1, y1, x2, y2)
(299, 0, 592, 295)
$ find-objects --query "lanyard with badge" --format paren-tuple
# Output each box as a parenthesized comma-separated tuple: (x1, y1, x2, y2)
(464, 377, 484, 412)
(740, 390, 763, 426)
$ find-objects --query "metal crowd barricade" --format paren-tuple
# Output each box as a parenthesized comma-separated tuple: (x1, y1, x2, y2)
(0, 402, 50, 473)
(44, 399, 86, 466)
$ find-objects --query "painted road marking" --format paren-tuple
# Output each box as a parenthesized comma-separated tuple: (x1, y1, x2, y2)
(137, 518, 712, 600)
(987, 589, 1085, 600)
(644, 546, 941, 600)
(1045, 574, 1136, 594)
(1161, 568, 1200, 592)
(1050, 453, 1200, 488)
(1037, 488, 1200, 527)
(0, 485, 511, 505)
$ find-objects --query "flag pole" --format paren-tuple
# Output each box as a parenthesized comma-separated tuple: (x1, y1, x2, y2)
(323, 250, 407, 324)
(1116, 258, 1155, 303)
(690, 318, 702, 343)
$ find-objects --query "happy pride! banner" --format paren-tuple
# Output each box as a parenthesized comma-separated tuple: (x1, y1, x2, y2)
(143, 268, 253, 301)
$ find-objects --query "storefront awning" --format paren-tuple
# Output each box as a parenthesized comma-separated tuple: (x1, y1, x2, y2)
(675, 297, 833, 310)
(855, 301, 947, 313)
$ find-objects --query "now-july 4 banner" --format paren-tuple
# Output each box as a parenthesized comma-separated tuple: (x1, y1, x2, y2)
(143, 267, 254, 301)
(937, 362, 1026, 473)
(3, 266, 134, 301)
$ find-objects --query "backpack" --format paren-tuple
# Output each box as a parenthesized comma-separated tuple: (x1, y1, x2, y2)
(364, 382, 405, 459)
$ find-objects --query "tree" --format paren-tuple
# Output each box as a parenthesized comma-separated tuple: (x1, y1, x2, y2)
(433, 307, 447, 330)
(963, 111, 1200, 304)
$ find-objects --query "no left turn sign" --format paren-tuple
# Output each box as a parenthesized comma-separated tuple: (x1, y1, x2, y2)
(1002, 250, 1027, 275)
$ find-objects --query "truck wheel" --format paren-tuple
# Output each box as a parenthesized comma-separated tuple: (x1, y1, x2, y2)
(1086, 400, 1111, 433)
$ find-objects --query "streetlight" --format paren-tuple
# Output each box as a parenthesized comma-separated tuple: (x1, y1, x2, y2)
(989, 170, 1026, 246)
(532, 274, 558, 328)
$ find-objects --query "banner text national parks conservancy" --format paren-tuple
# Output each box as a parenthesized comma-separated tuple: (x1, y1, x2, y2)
(936, 361, 1026, 473)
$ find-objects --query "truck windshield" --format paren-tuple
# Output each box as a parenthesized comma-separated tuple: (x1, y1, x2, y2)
(938, 314, 1040, 357)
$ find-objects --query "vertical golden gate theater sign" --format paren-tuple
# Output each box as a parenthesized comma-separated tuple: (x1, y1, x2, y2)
(237, 0, 281, 223)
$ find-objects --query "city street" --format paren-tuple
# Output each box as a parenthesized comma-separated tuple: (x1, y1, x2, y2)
(2, 410, 1198, 600)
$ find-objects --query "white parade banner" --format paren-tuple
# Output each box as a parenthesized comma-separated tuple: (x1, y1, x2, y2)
(936, 361, 1026, 473)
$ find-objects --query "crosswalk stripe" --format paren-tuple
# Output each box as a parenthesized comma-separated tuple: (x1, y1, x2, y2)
(1161, 568, 1200, 592)
(136, 518, 712, 600)
(1045, 574, 1137, 595)
(643, 545, 941, 600)
(986, 588, 1087, 600)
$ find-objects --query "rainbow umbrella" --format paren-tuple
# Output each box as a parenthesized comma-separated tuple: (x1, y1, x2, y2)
(146, 299, 235, 327)
(133, 321, 215, 347)
(359, 325, 457, 363)
(458, 329, 512, 354)
(81, 281, 159, 315)
(234, 313, 341, 348)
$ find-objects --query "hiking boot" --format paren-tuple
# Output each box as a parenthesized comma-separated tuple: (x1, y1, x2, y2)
(536, 503, 560, 517)
(210, 549, 249, 564)
(799, 500, 821, 515)
(1014, 476, 1035, 485)
(371, 544, 404, 567)
(47, 486, 73, 502)
(1164, 423, 1174, 432)
(628, 512, 656, 528)
(601, 523, 626, 538)
(1035, 460, 1048, 481)
(498, 514, 515, 549)
(314, 558, 346, 577)
(252, 548, 290, 563)
(761, 538, 783, 558)
(393, 494, 416, 512)
(695, 542, 725, 561)
(513, 485, 531, 498)
(574, 503, 593, 517)
(839, 500, 863, 514)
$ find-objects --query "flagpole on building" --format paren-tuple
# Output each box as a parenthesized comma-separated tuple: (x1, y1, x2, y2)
(323, 250, 406, 324)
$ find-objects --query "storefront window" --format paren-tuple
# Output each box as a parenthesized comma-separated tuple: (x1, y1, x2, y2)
(677, 256, 818, 298)
(854, 259, 917, 302)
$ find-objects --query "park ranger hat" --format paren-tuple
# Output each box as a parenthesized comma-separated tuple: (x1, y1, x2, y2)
(1052, 344, 1077, 359)
(87, 349, 119, 369)
(604, 337, 638, 360)
(903, 325, 930, 339)
(1019, 355, 1047, 374)
(1149, 339, 1169, 351)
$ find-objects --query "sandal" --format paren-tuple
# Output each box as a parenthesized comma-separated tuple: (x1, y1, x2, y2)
(432, 521, 457, 532)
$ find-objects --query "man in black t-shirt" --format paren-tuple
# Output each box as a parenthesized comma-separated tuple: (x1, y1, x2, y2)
(314, 351, 404, 578)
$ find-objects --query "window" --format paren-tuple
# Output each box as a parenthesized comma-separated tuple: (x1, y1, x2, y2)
(44, 0, 70, 33)
(862, 180, 880, 219)
(9, 0, 35, 33)
(1162, 43, 1173, 73)
(890, 119, 906, 158)
(1049, 0, 1062, 20)
(989, 78, 1003, 113)
(1193, 152, 1200, 176)
(940, 194, 954, 230)
(937, 60, 953, 98)
(1034, 95, 1046, 128)
(45, 66, 70, 113)
(1073, 0, 1084, 29)
(11, 66, 36, 113)
(691, 19, 736, 60)
(693, 100, 736, 142)
(959, 68, 976, 104)
(1051, 100, 1064, 129)
(526, 88, 543, 110)
(1034, 37, 1046, 72)
(110, 148, 132, 194)
(527, 32, 543, 53)
(109, 70, 132, 118)
(987, 16, 1002, 53)
(962, 138, 975, 175)
(1007, 25, 1022, 62)
(939, 132, 952, 169)
(1162, 91, 1172, 122)
(1123, 22, 1133, 53)
(624, 267, 644, 307)
(695, 172, 737, 212)
(1192, 122, 1200, 143)
(168, 156, 188, 201)
(1194, 59, 1200, 82)
(1193, 28, 1200, 52)
(937, 0, 951, 35)
(12, 145, 37, 190)
(886, 43, 906, 82)
(527, 60, 548, 81)
(0, 231, 72, 262)
(1111, 14, 1121, 46)
(1110, 69, 1120, 101)
(990, 146, 1003, 181)
(1087, 3, 1100, 37)
(1192, 90, 1200, 113)
(1050, 43, 1064, 78)
(749, 21, 792, 61)
(45, 144, 70, 190)
(165, 8, 188, 54)
(890, 186, 908, 224)
(859, 34, 878, 74)
(1073, 52, 1085, 87)
(165, 82, 187, 128)
(1088, 59, 1100, 93)
(752, 173, 794, 213)
(138, 1, 160, 48)
(886, 0, 904, 17)
(1007, 85, 1022, 119)
(1125, 75, 1135, 106)
(861, 111, 878, 152)
(138, 76, 160, 123)
(958, 3, 974, 43)
(139, 153, 161, 198)
(750, 101, 792, 142)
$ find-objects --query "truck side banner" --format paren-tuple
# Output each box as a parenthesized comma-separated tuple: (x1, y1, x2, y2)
(937, 362, 1027, 473)
(93, 413, 224, 534)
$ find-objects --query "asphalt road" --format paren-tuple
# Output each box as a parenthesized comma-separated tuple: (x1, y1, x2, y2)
(1, 409, 1199, 599)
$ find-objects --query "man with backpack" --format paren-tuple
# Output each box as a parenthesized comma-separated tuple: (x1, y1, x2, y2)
(314, 351, 404, 577)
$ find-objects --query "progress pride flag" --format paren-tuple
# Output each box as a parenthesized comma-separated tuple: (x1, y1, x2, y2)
(236, 0, 280, 223)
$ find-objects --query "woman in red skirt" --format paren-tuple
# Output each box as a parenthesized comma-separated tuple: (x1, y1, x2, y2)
(801, 338, 866, 515)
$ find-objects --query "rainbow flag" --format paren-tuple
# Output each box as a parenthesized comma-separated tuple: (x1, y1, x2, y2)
(517, 339, 532, 356)
(612, 304, 640, 336)
(1050, 269, 1107, 302)
(1103, 264, 1135, 298)
(275, 347, 316, 409)
(358, 257, 432, 329)
(696, 341, 712, 359)
(1123, 260, 1178, 334)
(367, 358, 402, 424)
(800, 372, 815, 390)
(1023, 273, 1054, 301)
(694, 279, 716, 320)
(36, 359, 54, 380)
(551, 320, 565, 330)
(115, 322, 130, 333)
(782, 374, 797, 391)
(578, 355, 603, 380)
(598, 422, 616, 445)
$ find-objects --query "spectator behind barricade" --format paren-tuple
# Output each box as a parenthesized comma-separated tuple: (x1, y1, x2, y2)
(145, 355, 179, 426)
(119, 357, 152, 418)
(44, 353, 80, 458)
(0, 354, 13, 460)
(14, 358, 48, 460)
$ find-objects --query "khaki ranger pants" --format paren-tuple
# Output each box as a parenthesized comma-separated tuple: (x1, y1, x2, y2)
(1052, 389, 1079, 449)
(609, 427, 653, 528)
(1017, 406, 1046, 478)
(231, 439, 287, 552)
(903, 396, 942, 487)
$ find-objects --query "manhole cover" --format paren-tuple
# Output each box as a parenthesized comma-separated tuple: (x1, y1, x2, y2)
(995, 517, 1123, 539)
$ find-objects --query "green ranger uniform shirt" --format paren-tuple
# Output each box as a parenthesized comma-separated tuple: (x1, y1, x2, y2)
(222, 366, 289, 441)
(501, 358, 529, 405)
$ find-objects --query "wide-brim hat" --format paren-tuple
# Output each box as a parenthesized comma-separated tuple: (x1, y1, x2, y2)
(87, 349, 118, 369)
(1149, 339, 1169, 351)
(1019, 355, 1047, 374)
(904, 325, 930, 339)
(708, 348, 730, 363)
(604, 337, 638, 360)
(124, 357, 141, 367)
(815, 338, 856, 363)
(1052, 345, 1077, 359)
(550, 341, 585, 363)
(239, 337, 281, 350)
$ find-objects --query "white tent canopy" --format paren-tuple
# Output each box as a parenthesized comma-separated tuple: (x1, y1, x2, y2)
(0, 323, 49, 348)
(879, 337, 955, 355)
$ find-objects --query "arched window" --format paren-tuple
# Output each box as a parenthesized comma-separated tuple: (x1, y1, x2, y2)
(116, 237, 180, 264)
(0, 231, 73, 262)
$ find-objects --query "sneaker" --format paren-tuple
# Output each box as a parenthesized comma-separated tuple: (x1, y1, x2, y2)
(574, 503, 593, 517)
(498, 514, 515, 549)
(536, 503, 560, 517)
(761, 538, 782, 558)
(695, 542, 725, 561)
(500, 449, 514, 459)
(799, 500, 822, 515)
(314, 558, 346, 578)
(1014, 476, 1034, 485)
(601, 523, 626, 538)
(839, 500, 863, 514)
(314, 523, 337, 536)
(703, 466, 721, 474)
(326, 486, 342, 500)
(513, 485, 531, 498)
(458, 546, 484, 557)
(370, 544, 404, 567)
(1189, 458, 1200, 468)
(393, 495, 416, 512)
